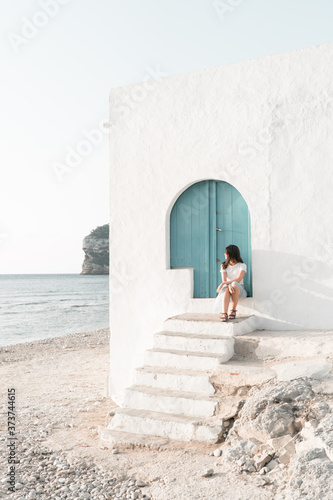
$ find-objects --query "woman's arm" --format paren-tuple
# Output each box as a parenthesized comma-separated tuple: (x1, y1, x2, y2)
(223, 270, 245, 285)
(221, 270, 228, 285)
(233, 270, 246, 283)
(217, 270, 228, 292)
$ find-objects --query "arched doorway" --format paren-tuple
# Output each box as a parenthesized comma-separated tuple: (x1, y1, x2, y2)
(170, 180, 252, 298)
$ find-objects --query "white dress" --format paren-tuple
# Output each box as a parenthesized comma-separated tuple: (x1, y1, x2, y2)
(223, 262, 247, 285)
(213, 262, 247, 312)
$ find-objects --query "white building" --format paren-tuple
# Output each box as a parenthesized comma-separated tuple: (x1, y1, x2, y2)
(108, 43, 333, 402)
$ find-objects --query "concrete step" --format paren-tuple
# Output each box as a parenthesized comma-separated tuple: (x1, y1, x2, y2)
(134, 365, 215, 394)
(144, 348, 233, 370)
(164, 313, 256, 337)
(107, 407, 222, 444)
(239, 330, 333, 361)
(99, 427, 170, 449)
(210, 358, 275, 387)
(123, 385, 218, 417)
(153, 330, 234, 355)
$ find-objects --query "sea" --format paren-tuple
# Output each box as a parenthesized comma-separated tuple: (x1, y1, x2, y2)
(0, 274, 109, 346)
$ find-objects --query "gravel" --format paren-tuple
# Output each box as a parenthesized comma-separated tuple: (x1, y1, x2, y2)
(0, 439, 151, 499)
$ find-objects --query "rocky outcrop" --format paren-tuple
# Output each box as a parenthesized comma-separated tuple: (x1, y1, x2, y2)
(81, 224, 109, 275)
(232, 379, 313, 442)
(215, 378, 333, 499)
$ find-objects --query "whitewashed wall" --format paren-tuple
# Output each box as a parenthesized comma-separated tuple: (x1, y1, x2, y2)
(109, 43, 333, 401)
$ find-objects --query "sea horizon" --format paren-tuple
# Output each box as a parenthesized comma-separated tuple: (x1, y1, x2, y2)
(0, 274, 109, 347)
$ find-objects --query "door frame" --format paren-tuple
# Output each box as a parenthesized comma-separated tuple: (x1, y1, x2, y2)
(166, 178, 253, 298)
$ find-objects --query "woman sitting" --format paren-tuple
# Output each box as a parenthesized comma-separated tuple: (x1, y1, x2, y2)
(216, 244, 247, 322)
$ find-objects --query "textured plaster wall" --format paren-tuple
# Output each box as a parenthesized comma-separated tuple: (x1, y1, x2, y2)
(109, 43, 333, 400)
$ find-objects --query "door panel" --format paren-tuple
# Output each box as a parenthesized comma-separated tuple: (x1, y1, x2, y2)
(170, 180, 252, 298)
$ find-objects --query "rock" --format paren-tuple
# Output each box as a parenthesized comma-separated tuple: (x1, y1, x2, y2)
(311, 377, 333, 395)
(298, 415, 333, 462)
(283, 438, 296, 455)
(241, 459, 256, 472)
(285, 448, 333, 499)
(301, 420, 318, 440)
(257, 478, 269, 487)
(268, 435, 295, 451)
(242, 438, 261, 453)
(237, 387, 248, 396)
(254, 452, 273, 470)
(309, 402, 331, 420)
(136, 481, 147, 487)
(260, 476, 272, 485)
(223, 438, 260, 462)
(266, 459, 279, 472)
(112, 449, 119, 455)
(213, 449, 222, 457)
(314, 414, 333, 461)
(279, 450, 293, 465)
(81, 225, 109, 275)
(258, 443, 274, 454)
(272, 359, 332, 382)
(237, 455, 247, 467)
(201, 469, 214, 478)
(276, 436, 297, 465)
(234, 379, 313, 442)
(300, 448, 327, 462)
(237, 401, 295, 442)
(215, 396, 243, 420)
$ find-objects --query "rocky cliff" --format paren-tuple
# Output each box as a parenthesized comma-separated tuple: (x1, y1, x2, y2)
(81, 224, 109, 275)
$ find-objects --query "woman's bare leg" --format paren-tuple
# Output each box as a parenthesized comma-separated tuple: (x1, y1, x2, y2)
(222, 287, 230, 314)
(229, 284, 240, 312)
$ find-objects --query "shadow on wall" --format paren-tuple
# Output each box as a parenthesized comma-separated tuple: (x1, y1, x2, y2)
(253, 250, 333, 330)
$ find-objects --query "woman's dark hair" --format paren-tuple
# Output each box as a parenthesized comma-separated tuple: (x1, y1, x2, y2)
(221, 244, 244, 269)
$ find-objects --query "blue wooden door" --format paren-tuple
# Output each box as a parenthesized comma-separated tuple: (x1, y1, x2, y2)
(170, 180, 252, 298)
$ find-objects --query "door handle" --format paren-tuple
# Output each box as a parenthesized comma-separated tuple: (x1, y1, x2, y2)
(216, 227, 223, 232)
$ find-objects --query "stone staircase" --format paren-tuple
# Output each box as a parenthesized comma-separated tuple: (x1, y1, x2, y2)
(100, 313, 265, 445)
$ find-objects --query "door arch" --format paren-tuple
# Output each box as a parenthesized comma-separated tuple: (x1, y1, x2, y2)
(170, 180, 252, 298)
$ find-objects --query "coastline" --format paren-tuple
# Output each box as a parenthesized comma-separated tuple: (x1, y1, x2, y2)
(0, 273, 109, 347)
(0, 327, 110, 363)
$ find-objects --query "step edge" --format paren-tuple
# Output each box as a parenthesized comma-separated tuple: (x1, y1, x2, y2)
(155, 331, 236, 340)
(145, 348, 232, 358)
(125, 384, 219, 401)
(135, 365, 212, 376)
(112, 407, 223, 424)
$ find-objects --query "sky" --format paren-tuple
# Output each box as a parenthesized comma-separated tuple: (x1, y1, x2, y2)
(0, 0, 332, 273)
